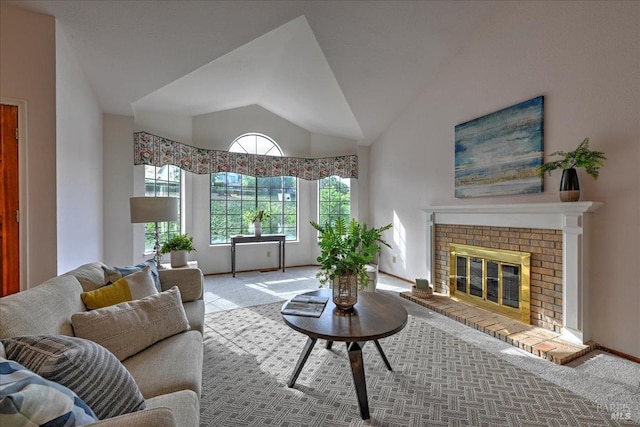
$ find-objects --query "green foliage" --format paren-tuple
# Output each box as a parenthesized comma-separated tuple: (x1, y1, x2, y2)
(318, 183, 350, 227)
(160, 233, 196, 254)
(538, 138, 606, 179)
(310, 218, 392, 289)
(243, 209, 271, 224)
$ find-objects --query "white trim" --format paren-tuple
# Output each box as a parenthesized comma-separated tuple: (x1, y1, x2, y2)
(1, 97, 29, 290)
(423, 202, 603, 345)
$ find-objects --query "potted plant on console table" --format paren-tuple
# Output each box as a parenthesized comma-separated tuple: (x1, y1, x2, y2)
(538, 137, 606, 202)
(310, 218, 392, 312)
(161, 233, 196, 268)
(244, 209, 271, 237)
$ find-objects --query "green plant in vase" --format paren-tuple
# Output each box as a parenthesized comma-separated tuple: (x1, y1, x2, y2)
(160, 233, 196, 267)
(538, 137, 606, 202)
(311, 218, 392, 310)
(244, 209, 271, 236)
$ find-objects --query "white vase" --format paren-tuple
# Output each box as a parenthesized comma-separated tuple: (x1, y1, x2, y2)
(254, 221, 262, 237)
(171, 250, 188, 267)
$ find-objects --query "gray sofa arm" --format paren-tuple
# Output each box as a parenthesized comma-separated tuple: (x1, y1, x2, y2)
(89, 408, 176, 427)
(158, 268, 203, 302)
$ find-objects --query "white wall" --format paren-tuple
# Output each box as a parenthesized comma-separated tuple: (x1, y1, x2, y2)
(0, 5, 57, 286)
(103, 114, 134, 266)
(192, 105, 311, 154)
(56, 25, 103, 273)
(370, 1, 639, 357)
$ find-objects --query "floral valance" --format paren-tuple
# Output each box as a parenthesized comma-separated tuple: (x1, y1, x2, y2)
(134, 132, 358, 180)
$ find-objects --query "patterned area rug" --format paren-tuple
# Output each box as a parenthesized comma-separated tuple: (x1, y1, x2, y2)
(200, 302, 625, 426)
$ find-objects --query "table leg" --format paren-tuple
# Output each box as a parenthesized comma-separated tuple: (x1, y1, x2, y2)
(326, 341, 333, 350)
(347, 342, 370, 420)
(373, 340, 393, 371)
(287, 336, 317, 388)
(281, 240, 285, 272)
(231, 242, 236, 277)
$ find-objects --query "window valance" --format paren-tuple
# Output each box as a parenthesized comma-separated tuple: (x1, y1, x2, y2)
(134, 132, 358, 180)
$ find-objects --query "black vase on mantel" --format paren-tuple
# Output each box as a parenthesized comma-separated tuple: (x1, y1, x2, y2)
(559, 168, 580, 202)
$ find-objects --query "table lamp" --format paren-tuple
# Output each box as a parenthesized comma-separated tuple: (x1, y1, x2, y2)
(130, 197, 179, 267)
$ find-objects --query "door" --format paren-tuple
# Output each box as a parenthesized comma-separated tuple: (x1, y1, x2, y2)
(1, 104, 20, 296)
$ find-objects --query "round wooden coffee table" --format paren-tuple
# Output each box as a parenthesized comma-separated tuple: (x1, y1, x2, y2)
(282, 289, 408, 420)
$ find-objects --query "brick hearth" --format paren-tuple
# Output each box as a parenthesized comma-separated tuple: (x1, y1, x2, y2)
(401, 291, 595, 365)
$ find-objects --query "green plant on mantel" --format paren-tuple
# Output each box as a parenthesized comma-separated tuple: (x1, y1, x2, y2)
(538, 137, 606, 179)
(310, 218, 392, 289)
(161, 233, 196, 254)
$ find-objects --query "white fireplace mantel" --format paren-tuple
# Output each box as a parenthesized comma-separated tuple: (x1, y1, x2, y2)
(423, 202, 603, 345)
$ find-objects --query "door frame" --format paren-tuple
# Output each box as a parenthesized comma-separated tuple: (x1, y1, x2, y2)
(1, 98, 29, 290)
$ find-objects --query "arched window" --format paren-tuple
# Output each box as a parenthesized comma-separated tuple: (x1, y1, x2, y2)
(210, 133, 298, 244)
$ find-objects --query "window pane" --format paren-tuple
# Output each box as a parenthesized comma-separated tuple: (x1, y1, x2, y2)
(210, 134, 296, 244)
(144, 165, 181, 253)
(318, 176, 350, 227)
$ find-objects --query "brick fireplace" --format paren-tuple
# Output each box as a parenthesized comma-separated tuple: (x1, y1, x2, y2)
(436, 225, 561, 332)
(424, 202, 602, 344)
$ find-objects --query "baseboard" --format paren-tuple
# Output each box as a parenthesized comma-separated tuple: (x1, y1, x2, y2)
(203, 264, 316, 276)
(378, 270, 414, 284)
(596, 345, 640, 364)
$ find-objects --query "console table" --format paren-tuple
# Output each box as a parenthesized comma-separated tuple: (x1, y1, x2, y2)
(231, 234, 285, 277)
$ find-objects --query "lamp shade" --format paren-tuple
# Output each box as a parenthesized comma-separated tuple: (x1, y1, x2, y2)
(130, 197, 178, 223)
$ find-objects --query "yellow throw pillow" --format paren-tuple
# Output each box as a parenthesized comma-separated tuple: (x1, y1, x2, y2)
(81, 266, 157, 310)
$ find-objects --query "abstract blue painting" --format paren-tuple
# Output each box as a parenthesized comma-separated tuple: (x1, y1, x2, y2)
(455, 96, 544, 198)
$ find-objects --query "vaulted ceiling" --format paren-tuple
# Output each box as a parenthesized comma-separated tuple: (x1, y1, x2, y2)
(8, 0, 500, 144)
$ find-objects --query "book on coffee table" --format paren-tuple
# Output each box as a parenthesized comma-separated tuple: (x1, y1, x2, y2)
(281, 295, 329, 317)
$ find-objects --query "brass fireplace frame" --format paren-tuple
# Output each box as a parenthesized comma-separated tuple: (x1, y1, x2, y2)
(449, 244, 531, 323)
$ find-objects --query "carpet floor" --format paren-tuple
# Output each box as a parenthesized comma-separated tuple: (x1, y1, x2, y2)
(199, 301, 635, 426)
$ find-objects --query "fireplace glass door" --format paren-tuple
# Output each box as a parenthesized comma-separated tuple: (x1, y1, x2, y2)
(450, 244, 530, 323)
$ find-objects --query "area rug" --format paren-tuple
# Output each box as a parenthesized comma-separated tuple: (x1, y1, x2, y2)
(199, 302, 624, 426)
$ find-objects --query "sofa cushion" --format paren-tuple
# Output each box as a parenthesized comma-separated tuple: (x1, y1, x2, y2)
(146, 390, 200, 427)
(124, 331, 203, 399)
(63, 262, 109, 292)
(158, 268, 203, 302)
(0, 275, 85, 339)
(183, 300, 205, 334)
(72, 287, 190, 361)
(81, 266, 157, 310)
(1, 335, 145, 420)
(0, 357, 99, 426)
(103, 260, 161, 291)
(86, 407, 177, 427)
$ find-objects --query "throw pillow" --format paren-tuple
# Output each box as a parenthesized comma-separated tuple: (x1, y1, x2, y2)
(1, 335, 146, 420)
(72, 286, 190, 361)
(82, 266, 157, 310)
(0, 357, 99, 426)
(102, 260, 161, 291)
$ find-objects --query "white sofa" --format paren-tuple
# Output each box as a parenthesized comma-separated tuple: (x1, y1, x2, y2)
(0, 262, 205, 426)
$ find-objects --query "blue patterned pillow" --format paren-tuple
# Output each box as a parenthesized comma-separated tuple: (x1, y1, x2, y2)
(0, 357, 99, 426)
(1, 335, 145, 420)
(102, 260, 160, 291)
